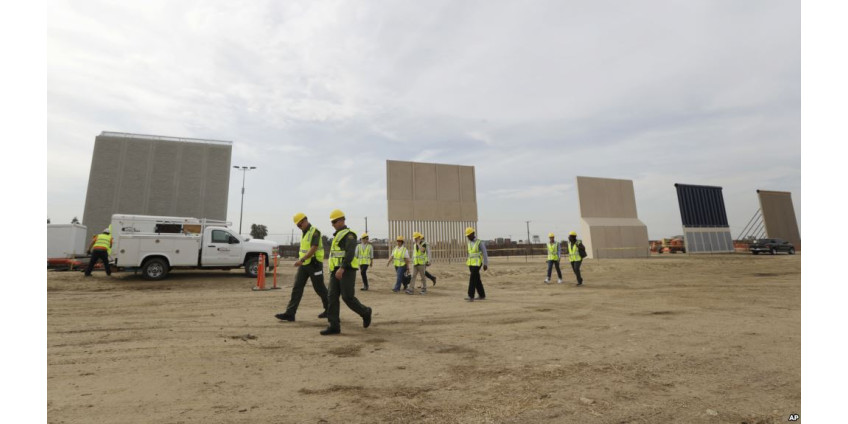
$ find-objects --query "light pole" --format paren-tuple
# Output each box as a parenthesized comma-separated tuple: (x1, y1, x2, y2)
(233, 165, 256, 235)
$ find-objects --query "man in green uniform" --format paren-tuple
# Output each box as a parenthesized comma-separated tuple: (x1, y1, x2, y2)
(275, 213, 329, 322)
(321, 209, 372, 335)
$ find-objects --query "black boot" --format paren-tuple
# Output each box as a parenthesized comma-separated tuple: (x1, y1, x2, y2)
(320, 326, 341, 335)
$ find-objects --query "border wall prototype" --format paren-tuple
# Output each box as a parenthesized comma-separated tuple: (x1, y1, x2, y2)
(674, 183, 734, 253)
(576, 176, 649, 259)
(82, 131, 232, 241)
(757, 190, 801, 250)
(386, 160, 477, 263)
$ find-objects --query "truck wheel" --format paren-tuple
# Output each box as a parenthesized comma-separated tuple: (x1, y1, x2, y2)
(245, 255, 265, 278)
(769, 247, 775, 255)
(142, 258, 169, 280)
(789, 247, 795, 255)
(752, 251, 758, 255)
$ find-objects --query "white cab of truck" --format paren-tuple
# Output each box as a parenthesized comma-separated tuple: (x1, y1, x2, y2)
(111, 214, 278, 280)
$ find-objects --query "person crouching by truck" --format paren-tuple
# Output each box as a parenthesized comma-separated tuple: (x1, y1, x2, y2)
(84, 228, 113, 277)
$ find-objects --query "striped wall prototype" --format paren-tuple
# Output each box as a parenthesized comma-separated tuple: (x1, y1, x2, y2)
(674, 183, 734, 253)
(757, 190, 801, 250)
(576, 176, 649, 259)
(82, 132, 232, 241)
(386, 160, 477, 263)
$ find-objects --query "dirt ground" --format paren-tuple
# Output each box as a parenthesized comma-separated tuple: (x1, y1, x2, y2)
(47, 253, 801, 424)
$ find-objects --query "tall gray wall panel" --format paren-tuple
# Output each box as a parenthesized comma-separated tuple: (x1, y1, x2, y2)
(82, 132, 232, 241)
(674, 183, 734, 253)
(576, 176, 649, 259)
(757, 190, 801, 250)
(386, 160, 478, 262)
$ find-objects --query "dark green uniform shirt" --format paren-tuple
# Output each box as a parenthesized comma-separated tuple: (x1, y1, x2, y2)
(333, 226, 358, 270)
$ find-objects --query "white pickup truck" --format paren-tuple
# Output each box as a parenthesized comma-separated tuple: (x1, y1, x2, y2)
(110, 214, 278, 280)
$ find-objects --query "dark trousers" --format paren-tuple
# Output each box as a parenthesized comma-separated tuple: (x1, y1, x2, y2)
(327, 267, 369, 329)
(468, 266, 485, 299)
(425, 270, 436, 281)
(284, 261, 329, 316)
(84, 249, 111, 276)
(570, 260, 583, 284)
(546, 260, 562, 279)
(359, 264, 369, 288)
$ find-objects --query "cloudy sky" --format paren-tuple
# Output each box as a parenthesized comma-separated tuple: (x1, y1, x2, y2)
(46, 0, 801, 242)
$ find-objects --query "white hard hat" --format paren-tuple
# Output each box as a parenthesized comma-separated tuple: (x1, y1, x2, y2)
(103, 228, 111, 233)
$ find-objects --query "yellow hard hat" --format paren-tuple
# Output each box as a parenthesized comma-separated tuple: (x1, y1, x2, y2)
(329, 209, 345, 221)
(548, 233, 555, 238)
(396, 235, 404, 242)
(361, 232, 369, 239)
(569, 231, 577, 236)
(465, 227, 475, 236)
(292, 212, 306, 224)
(413, 231, 423, 239)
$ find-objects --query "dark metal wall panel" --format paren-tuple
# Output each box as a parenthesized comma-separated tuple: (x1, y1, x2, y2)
(675, 183, 729, 227)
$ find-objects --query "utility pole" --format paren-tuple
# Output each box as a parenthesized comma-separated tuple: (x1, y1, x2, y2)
(233, 165, 256, 235)
(526, 221, 531, 245)
(365, 216, 368, 233)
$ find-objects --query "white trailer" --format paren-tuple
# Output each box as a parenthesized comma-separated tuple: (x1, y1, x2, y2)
(47, 224, 89, 258)
(111, 214, 278, 280)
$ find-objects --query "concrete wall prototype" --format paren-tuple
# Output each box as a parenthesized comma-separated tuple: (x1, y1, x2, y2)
(757, 190, 801, 250)
(82, 132, 232, 241)
(576, 176, 649, 259)
(386, 160, 477, 262)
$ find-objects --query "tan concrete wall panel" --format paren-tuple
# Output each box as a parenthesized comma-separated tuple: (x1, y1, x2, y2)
(412, 162, 437, 201)
(576, 176, 648, 259)
(387, 160, 477, 261)
(436, 164, 461, 201)
(758, 190, 801, 249)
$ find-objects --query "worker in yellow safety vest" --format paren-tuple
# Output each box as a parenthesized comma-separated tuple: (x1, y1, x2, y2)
(545, 233, 563, 284)
(84, 228, 113, 277)
(387, 235, 411, 292)
(464, 227, 489, 301)
(566, 231, 586, 286)
(320, 209, 372, 335)
(275, 213, 330, 322)
(355, 233, 373, 291)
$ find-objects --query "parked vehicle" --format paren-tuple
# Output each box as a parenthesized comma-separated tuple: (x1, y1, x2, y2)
(749, 238, 795, 255)
(111, 214, 278, 280)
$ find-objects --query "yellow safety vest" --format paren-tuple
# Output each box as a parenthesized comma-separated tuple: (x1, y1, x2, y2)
(299, 225, 323, 265)
(547, 242, 559, 261)
(356, 243, 372, 265)
(329, 228, 359, 270)
(467, 239, 482, 266)
(413, 242, 429, 265)
(392, 247, 408, 267)
(567, 240, 583, 262)
(92, 234, 112, 254)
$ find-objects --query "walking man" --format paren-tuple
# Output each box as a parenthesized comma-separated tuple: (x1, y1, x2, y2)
(84, 228, 113, 277)
(321, 209, 372, 335)
(355, 233, 373, 291)
(413, 232, 438, 289)
(410, 232, 432, 294)
(545, 233, 563, 284)
(275, 213, 329, 322)
(566, 231, 586, 286)
(464, 227, 489, 301)
(387, 236, 411, 293)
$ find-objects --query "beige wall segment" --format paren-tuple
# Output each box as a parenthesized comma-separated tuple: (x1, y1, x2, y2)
(576, 176, 649, 259)
(757, 190, 801, 250)
(387, 160, 478, 262)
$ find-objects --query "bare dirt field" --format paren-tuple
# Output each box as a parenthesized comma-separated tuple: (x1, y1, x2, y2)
(47, 254, 801, 424)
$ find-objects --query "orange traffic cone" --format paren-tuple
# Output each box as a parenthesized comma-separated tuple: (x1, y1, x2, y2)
(253, 254, 266, 291)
